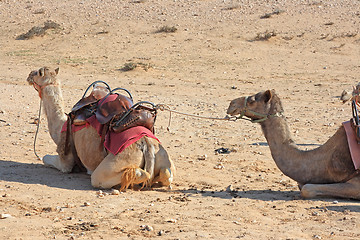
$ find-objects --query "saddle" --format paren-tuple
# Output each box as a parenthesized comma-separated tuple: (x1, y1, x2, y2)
(68, 81, 157, 134)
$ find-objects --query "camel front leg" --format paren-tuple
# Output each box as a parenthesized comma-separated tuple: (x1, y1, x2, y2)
(301, 182, 360, 200)
(43, 131, 76, 173)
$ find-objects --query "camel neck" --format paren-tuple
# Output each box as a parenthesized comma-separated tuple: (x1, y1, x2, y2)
(260, 116, 328, 184)
(41, 84, 67, 145)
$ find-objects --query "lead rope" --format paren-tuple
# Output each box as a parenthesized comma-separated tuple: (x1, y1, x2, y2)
(33, 100, 42, 161)
(155, 104, 236, 130)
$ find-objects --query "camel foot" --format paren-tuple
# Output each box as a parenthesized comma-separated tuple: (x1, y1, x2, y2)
(43, 154, 72, 173)
(300, 184, 317, 199)
(152, 167, 174, 187)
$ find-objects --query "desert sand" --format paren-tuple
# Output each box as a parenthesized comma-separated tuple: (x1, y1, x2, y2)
(1, 0, 360, 239)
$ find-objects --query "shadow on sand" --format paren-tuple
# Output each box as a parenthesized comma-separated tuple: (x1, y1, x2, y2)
(0, 160, 92, 190)
(251, 142, 321, 147)
(172, 188, 360, 208)
(171, 188, 300, 201)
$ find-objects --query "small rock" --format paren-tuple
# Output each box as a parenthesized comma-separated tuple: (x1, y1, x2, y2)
(167, 219, 177, 223)
(65, 203, 74, 208)
(111, 189, 120, 195)
(141, 225, 153, 231)
(197, 154, 207, 160)
(83, 202, 91, 206)
(214, 163, 224, 170)
(0, 214, 12, 219)
(333, 200, 339, 204)
(226, 185, 233, 192)
(312, 211, 320, 216)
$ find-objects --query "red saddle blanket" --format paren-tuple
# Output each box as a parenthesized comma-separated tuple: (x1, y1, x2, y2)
(61, 116, 159, 155)
(343, 121, 360, 169)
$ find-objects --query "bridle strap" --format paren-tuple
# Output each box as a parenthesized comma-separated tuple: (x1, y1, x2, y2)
(236, 96, 283, 123)
(31, 80, 58, 99)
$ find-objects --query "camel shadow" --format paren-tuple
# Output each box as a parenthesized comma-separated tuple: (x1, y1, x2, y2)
(310, 205, 360, 213)
(173, 188, 300, 201)
(0, 160, 93, 190)
(251, 142, 321, 147)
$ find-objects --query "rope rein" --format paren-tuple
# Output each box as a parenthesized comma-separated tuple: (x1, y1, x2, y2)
(155, 104, 236, 121)
(33, 100, 42, 161)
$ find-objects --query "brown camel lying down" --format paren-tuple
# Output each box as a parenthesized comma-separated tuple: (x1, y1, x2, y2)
(227, 89, 360, 199)
(27, 67, 175, 191)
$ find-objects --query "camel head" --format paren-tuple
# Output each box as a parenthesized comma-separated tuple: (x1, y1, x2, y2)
(27, 67, 60, 97)
(227, 90, 283, 122)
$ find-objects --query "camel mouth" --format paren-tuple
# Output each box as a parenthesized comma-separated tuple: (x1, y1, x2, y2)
(226, 105, 242, 116)
(26, 70, 38, 85)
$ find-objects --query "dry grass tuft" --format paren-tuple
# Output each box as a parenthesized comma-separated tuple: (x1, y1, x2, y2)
(251, 30, 277, 41)
(260, 9, 284, 19)
(156, 26, 177, 33)
(120, 62, 152, 72)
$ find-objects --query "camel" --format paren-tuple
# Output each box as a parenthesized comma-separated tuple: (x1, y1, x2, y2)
(27, 67, 175, 190)
(227, 89, 360, 199)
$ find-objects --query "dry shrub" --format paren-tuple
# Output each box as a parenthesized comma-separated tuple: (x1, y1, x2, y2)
(252, 30, 277, 41)
(16, 20, 60, 40)
(156, 26, 177, 33)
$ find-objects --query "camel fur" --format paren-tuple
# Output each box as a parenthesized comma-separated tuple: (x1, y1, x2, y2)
(27, 67, 175, 190)
(227, 89, 360, 199)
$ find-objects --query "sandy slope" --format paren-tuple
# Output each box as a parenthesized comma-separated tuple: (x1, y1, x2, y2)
(1, 0, 360, 239)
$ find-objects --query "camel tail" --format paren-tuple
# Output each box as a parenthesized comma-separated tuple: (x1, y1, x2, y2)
(119, 165, 137, 191)
(119, 165, 151, 191)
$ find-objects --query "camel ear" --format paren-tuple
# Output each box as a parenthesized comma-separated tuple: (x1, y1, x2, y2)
(39, 68, 44, 76)
(55, 67, 59, 75)
(263, 90, 272, 103)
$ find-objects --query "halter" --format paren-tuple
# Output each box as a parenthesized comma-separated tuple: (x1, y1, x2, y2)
(31, 79, 58, 99)
(234, 96, 283, 123)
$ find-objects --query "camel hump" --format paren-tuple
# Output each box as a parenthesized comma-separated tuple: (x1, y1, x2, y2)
(96, 94, 134, 124)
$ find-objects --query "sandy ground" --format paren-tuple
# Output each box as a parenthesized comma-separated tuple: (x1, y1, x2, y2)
(1, 0, 360, 239)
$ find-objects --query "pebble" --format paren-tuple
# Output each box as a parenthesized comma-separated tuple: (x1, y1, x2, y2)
(140, 225, 153, 231)
(333, 200, 339, 204)
(226, 185, 233, 192)
(83, 202, 91, 206)
(197, 154, 207, 160)
(214, 163, 224, 169)
(111, 189, 120, 195)
(0, 213, 12, 219)
(167, 219, 177, 223)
